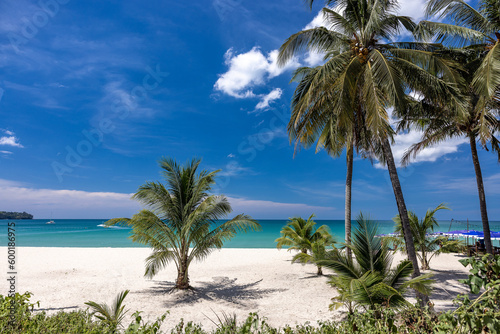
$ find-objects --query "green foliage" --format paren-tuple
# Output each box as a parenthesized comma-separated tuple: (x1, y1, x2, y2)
(1, 288, 499, 333)
(85, 290, 130, 332)
(0, 291, 168, 334)
(275, 214, 333, 253)
(0, 291, 39, 331)
(125, 311, 168, 334)
(438, 238, 467, 254)
(422, 0, 500, 100)
(279, 0, 464, 159)
(319, 214, 433, 311)
(459, 254, 500, 294)
(105, 157, 260, 289)
(0, 292, 109, 333)
(435, 254, 500, 334)
(0, 211, 33, 219)
(292, 238, 332, 275)
(391, 204, 462, 270)
(276, 214, 335, 275)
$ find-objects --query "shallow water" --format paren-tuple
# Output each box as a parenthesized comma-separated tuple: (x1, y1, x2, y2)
(1, 218, 499, 248)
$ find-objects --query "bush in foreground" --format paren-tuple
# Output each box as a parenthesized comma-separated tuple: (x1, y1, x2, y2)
(2, 256, 499, 333)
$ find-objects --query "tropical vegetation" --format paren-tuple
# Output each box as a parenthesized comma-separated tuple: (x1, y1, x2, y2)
(85, 290, 131, 333)
(4, 256, 499, 334)
(275, 214, 335, 275)
(318, 214, 433, 311)
(398, 0, 500, 254)
(277, 0, 467, 300)
(105, 157, 261, 290)
(390, 204, 464, 270)
(0, 211, 33, 220)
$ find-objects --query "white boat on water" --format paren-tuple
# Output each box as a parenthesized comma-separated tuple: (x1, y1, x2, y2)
(46, 220, 55, 224)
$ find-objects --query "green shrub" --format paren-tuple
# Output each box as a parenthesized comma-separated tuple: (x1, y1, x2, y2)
(0, 292, 167, 334)
(2, 275, 499, 334)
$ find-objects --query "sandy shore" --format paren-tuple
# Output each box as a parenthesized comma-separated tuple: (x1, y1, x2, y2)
(1, 247, 473, 330)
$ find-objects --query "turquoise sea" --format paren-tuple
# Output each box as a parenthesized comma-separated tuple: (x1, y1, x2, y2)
(1, 219, 499, 248)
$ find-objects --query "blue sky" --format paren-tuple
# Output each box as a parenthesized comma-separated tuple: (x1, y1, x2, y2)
(0, 0, 498, 220)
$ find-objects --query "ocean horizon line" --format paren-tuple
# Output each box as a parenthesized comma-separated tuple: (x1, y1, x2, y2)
(1, 218, 499, 248)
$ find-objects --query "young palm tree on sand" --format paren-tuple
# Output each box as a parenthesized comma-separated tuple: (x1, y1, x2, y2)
(106, 157, 261, 290)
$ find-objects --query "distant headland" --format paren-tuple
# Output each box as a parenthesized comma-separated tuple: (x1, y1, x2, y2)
(0, 211, 33, 219)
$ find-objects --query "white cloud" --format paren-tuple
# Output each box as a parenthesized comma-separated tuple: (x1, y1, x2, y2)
(214, 1, 427, 109)
(304, 50, 325, 66)
(396, 0, 427, 21)
(432, 173, 500, 195)
(218, 161, 255, 177)
(0, 135, 23, 147)
(0, 182, 139, 219)
(392, 130, 468, 166)
(255, 88, 282, 110)
(227, 153, 235, 158)
(0, 180, 335, 219)
(214, 47, 271, 98)
(301, 10, 329, 67)
(373, 106, 468, 168)
(375, 129, 468, 168)
(305, 10, 327, 30)
(0, 150, 13, 155)
(266, 50, 297, 78)
(214, 47, 297, 109)
(99, 81, 156, 119)
(227, 196, 335, 219)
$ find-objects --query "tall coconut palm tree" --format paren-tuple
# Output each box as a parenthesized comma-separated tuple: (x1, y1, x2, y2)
(105, 157, 260, 290)
(288, 65, 374, 261)
(277, 0, 464, 304)
(401, 48, 500, 254)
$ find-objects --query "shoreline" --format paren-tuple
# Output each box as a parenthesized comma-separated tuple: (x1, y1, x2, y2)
(1, 247, 473, 330)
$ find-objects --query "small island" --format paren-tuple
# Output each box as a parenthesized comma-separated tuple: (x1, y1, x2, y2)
(0, 211, 33, 219)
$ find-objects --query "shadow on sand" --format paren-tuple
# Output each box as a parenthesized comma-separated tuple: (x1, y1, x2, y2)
(427, 267, 476, 311)
(35, 305, 79, 312)
(139, 276, 287, 308)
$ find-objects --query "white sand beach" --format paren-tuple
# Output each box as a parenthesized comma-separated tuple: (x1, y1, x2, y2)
(1, 247, 473, 330)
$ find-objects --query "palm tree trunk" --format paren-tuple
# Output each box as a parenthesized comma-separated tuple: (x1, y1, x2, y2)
(381, 137, 429, 306)
(422, 250, 428, 270)
(345, 140, 353, 261)
(469, 135, 493, 254)
(176, 255, 190, 289)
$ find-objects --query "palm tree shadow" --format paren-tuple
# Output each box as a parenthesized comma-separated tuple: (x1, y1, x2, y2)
(425, 268, 477, 311)
(35, 306, 79, 312)
(299, 272, 333, 279)
(144, 276, 287, 308)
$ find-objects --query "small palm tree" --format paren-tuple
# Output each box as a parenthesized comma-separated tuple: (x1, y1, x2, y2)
(275, 214, 333, 254)
(275, 214, 335, 275)
(319, 214, 433, 311)
(392, 204, 463, 270)
(85, 290, 130, 333)
(291, 237, 335, 275)
(105, 157, 261, 290)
